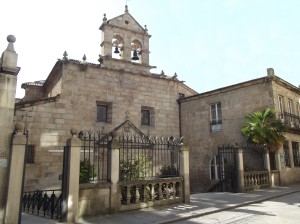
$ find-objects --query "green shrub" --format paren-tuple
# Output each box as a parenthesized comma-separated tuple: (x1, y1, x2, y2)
(80, 159, 96, 183)
(160, 165, 179, 178)
(120, 154, 152, 181)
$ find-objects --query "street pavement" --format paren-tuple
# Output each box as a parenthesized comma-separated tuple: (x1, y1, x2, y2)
(175, 192, 300, 223)
(21, 183, 300, 224)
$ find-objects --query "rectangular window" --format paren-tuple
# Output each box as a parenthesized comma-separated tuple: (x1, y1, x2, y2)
(278, 95, 284, 120)
(288, 99, 293, 114)
(210, 102, 222, 132)
(292, 141, 300, 167)
(141, 109, 150, 126)
(25, 145, 35, 164)
(96, 101, 112, 123)
(296, 103, 300, 128)
(283, 141, 290, 167)
(288, 99, 293, 123)
(141, 106, 154, 126)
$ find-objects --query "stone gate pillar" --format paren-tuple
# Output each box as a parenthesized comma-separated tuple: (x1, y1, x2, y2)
(180, 140, 190, 203)
(0, 35, 19, 224)
(235, 146, 245, 193)
(4, 123, 26, 224)
(65, 128, 81, 223)
(108, 131, 120, 213)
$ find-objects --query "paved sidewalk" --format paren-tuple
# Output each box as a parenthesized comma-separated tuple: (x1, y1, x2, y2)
(21, 183, 300, 224)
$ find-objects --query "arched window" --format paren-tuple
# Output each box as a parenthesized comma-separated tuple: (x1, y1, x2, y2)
(112, 34, 124, 59)
(131, 39, 142, 63)
(210, 156, 218, 180)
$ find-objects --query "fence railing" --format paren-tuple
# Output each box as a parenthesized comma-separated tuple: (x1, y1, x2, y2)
(118, 135, 181, 180)
(79, 131, 109, 183)
(244, 171, 270, 191)
(22, 189, 62, 220)
(78, 132, 182, 183)
(119, 177, 183, 211)
(282, 112, 300, 130)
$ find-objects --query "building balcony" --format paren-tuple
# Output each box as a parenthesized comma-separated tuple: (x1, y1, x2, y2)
(280, 112, 300, 134)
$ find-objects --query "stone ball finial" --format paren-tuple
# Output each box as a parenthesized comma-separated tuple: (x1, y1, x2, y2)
(7, 35, 16, 43)
(111, 131, 118, 139)
(70, 128, 79, 136)
(15, 122, 24, 133)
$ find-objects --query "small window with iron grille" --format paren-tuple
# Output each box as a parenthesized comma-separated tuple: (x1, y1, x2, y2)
(283, 141, 290, 167)
(96, 101, 112, 123)
(25, 145, 35, 164)
(292, 141, 300, 167)
(141, 106, 154, 126)
(141, 109, 150, 126)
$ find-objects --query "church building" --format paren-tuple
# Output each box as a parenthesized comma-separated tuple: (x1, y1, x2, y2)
(15, 6, 197, 191)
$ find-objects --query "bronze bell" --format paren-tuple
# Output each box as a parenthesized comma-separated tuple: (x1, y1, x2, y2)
(114, 46, 120, 54)
(131, 50, 139, 60)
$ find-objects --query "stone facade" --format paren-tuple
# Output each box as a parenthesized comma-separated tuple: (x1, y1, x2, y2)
(0, 35, 20, 223)
(14, 8, 196, 191)
(180, 69, 300, 192)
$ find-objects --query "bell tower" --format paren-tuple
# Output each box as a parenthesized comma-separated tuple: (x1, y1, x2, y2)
(99, 5, 154, 73)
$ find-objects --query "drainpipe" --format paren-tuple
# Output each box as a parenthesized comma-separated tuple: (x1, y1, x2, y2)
(177, 94, 184, 137)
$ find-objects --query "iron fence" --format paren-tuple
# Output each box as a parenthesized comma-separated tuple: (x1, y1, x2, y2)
(118, 134, 182, 181)
(79, 131, 109, 183)
(22, 189, 62, 220)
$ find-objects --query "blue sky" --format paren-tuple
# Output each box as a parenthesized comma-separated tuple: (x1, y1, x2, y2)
(1, 0, 299, 98)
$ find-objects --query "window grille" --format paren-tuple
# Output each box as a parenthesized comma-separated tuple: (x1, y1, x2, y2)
(283, 141, 290, 167)
(25, 145, 34, 164)
(292, 141, 300, 167)
(141, 109, 150, 126)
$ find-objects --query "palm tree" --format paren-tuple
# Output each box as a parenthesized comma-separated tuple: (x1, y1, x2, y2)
(241, 107, 286, 152)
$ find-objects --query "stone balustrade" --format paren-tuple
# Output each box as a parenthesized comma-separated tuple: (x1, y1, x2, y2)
(119, 177, 182, 211)
(244, 171, 270, 191)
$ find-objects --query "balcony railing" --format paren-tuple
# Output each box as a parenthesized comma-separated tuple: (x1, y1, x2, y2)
(280, 112, 300, 131)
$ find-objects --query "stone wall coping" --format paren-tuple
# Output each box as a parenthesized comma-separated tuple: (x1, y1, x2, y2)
(15, 94, 60, 109)
(180, 75, 300, 103)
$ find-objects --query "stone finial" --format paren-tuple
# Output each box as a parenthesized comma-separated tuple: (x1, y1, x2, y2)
(79, 54, 87, 71)
(0, 35, 18, 72)
(161, 70, 165, 75)
(14, 122, 24, 133)
(98, 55, 103, 65)
(267, 68, 275, 77)
(7, 35, 16, 51)
(125, 5, 129, 13)
(103, 13, 107, 23)
(62, 51, 68, 60)
(70, 128, 79, 137)
(144, 25, 148, 32)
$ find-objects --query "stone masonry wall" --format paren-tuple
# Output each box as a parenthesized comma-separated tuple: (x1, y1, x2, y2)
(16, 61, 195, 191)
(181, 79, 274, 192)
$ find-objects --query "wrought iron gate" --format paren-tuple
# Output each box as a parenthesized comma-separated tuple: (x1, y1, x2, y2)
(22, 146, 69, 222)
(217, 145, 238, 192)
(208, 145, 238, 192)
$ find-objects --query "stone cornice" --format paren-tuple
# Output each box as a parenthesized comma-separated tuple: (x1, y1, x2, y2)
(15, 95, 60, 109)
(0, 66, 21, 76)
